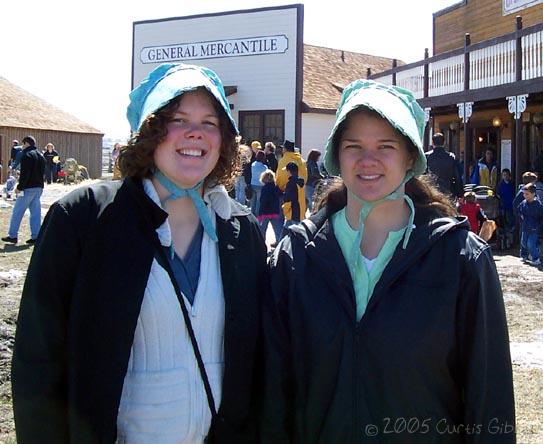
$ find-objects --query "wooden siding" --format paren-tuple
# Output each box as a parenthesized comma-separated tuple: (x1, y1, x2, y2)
(434, 0, 543, 54)
(301, 113, 335, 157)
(0, 127, 102, 182)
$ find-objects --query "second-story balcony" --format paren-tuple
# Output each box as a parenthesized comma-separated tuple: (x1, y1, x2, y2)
(369, 17, 543, 106)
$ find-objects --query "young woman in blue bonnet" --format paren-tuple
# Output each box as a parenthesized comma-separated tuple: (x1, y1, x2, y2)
(261, 80, 515, 443)
(12, 63, 267, 443)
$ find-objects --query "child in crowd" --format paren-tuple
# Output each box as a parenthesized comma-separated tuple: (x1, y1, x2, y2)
(498, 168, 515, 246)
(258, 169, 283, 245)
(459, 191, 488, 233)
(513, 171, 538, 212)
(3, 172, 17, 199)
(282, 161, 305, 231)
(518, 182, 543, 266)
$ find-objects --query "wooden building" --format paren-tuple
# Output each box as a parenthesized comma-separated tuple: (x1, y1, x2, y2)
(370, 0, 543, 183)
(0, 77, 103, 182)
(301, 44, 401, 151)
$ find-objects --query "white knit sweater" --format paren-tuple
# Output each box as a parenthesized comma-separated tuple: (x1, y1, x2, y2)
(116, 180, 242, 444)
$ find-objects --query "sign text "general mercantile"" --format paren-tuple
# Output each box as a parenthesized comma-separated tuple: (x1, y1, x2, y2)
(140, 35, 289, 63)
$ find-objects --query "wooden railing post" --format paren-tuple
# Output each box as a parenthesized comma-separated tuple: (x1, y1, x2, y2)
(367, 67, 372, 79)
(423, 48, 429, 98)
(516, 15, 523, 82)
(392, 59, 397, 85)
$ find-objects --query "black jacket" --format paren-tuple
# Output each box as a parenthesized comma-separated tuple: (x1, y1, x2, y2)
(262, 205, 515, 443)
(259, 183, 282, 216)
(284, 176, 305, 222)
(43, 149, 60, 168)
(425, 146, 463, 197)
(266, 153, 278, 173)
(306, 159, 323, 187)
(243, 151, 256, 185)
(12, 177, 267, 444)
(17, 146, 45, 190)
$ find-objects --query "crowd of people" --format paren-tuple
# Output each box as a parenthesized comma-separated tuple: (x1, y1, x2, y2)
(233, 136, 325, 245)
(6, 139, 62, 186)
(1, 62, 528, 443)
(425, 132, 543, 267)
(2, 139, 93, 245)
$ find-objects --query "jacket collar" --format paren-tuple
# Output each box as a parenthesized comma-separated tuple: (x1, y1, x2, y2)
(122, 177, 169, 231)
(370, 210, 468, 298)
(296, 209, 357, 320)
(294, 205, 469, 321)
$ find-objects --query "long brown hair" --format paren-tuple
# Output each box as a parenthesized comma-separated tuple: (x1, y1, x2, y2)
(314, 176, 457, 217)
(316, 109, 457, 217)
(118, 87, 240, 189)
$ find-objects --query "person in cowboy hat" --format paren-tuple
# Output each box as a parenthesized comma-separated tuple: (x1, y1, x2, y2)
(261, 79, 514, 443)
(12, 63, 267, 444)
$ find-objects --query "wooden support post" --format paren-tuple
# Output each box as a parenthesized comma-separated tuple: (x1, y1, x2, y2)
(392, 59, 397, 86)
(464, 121, 472, 182)
(514, 118, 523, 182)
(513, 16, 523, 184)
(464, 33, 471, 91)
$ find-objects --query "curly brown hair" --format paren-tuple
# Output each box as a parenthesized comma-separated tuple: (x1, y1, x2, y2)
(118, 87, 240, 190)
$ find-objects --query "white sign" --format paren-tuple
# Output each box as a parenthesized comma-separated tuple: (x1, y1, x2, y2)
(140, 35, 289, 64)
(501, 139, 512, 171)
(503, 0, 543, 15)
(132, 5, 301, 142)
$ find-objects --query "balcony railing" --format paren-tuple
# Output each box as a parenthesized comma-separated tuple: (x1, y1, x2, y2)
(369, 16, 543, 99)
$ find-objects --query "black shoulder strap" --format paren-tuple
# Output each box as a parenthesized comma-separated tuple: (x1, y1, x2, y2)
(153, 239, 218, 419)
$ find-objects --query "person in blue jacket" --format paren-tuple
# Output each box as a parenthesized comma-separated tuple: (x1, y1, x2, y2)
(262, 79, 515, 443)
(518, 182, 543, 266)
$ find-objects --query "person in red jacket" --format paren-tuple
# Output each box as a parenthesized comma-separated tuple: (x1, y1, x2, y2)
(459, 191, 488, 233)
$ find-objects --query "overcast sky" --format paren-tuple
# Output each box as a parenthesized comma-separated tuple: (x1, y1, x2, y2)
(2, 0, 458, 140)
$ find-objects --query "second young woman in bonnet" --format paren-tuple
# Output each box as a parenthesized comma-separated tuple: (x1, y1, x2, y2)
(261, 80, 514, 443)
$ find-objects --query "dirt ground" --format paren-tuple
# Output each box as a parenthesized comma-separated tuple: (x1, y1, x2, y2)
(0, 181, 542, 443)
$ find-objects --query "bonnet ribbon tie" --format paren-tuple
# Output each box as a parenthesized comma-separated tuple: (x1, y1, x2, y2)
(154, 170, 218, 245)
(348, 172, 415, 271)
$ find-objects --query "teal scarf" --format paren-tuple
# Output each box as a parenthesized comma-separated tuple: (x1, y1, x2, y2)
(154, 170, 218, 246)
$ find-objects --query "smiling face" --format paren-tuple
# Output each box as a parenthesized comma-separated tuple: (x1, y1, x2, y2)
(337, 110, 414, 203)
(153, 89, 222, 189)
(523, 189, 535, 202)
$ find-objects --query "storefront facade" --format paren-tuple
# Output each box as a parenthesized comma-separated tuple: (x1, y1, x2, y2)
(132, 4, 396, 156)
(133, 4, 303, 149)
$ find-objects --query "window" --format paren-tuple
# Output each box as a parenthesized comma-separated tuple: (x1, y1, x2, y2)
(239, 110, 284, 146)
